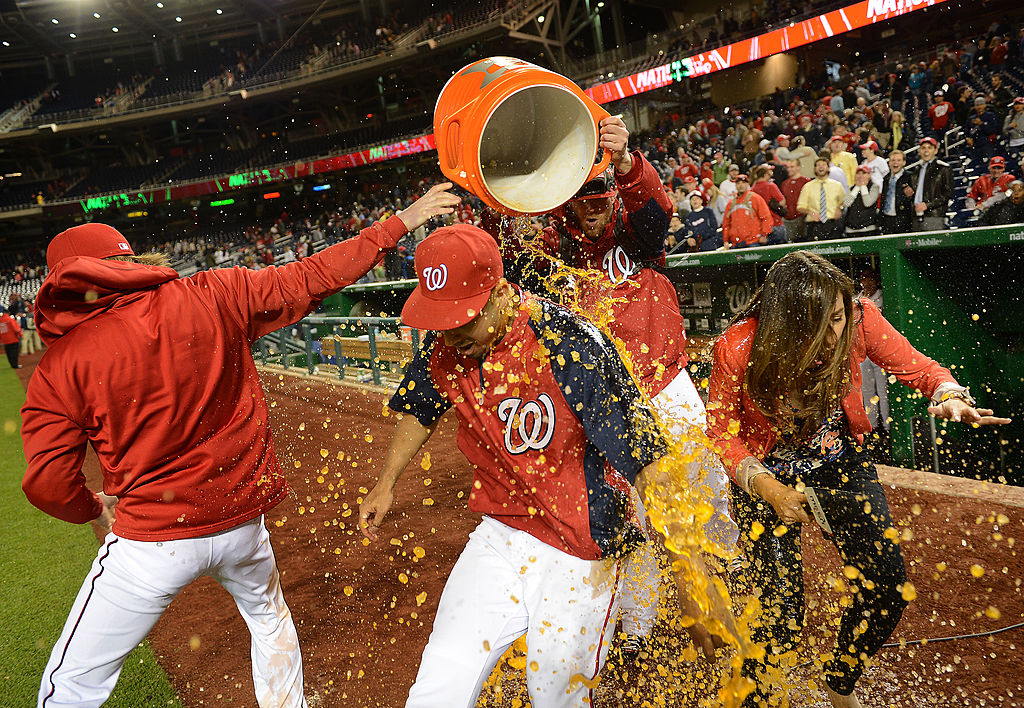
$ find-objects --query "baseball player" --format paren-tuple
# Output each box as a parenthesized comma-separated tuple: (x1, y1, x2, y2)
(20, 183, 459, 708)
(487, 116, 740, 657)
(359, 224, 732, 708)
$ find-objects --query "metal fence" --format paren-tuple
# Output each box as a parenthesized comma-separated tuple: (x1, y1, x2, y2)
(254, 315, 420, 387)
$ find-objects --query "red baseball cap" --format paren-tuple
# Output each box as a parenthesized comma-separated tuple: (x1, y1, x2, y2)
(990, 156, 1006, 167)
(46, 223, 135, 270)
(856, 165, 872, 174)
(401, 225, 503, 331)
(859, 140, 879, 152)
(829, 134, 846, 143)
(919, 137, 939, 147)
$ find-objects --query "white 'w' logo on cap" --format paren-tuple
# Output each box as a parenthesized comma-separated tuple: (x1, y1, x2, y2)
(423, 264, 448, 291)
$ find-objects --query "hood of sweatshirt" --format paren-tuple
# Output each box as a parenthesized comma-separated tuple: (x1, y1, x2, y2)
(34, 256, 179, 345)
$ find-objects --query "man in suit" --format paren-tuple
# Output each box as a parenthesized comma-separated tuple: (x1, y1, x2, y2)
(879, 149, 915, 234)
(911, 137, 954, 231)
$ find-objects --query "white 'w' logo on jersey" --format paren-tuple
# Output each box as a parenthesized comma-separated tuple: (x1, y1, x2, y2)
(601, 247, 634, 284)
(497, 394, 556, 455)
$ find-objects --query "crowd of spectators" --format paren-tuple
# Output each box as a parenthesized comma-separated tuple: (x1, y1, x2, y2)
(639, 18, 1024, 252)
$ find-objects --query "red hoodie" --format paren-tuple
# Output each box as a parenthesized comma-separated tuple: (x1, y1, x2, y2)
(22, 216, 407, 541)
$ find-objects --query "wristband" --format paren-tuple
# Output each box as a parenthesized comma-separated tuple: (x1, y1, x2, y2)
(748, 470, 776, 500)
(939, 387, 976, 407)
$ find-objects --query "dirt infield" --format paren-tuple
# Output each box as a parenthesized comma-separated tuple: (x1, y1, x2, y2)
(14, 353, 1024, 707)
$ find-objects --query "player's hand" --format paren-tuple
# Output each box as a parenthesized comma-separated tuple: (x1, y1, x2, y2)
(359, 483, 394, 541)
(927, 399, 1011, 425)
(672, 562, 736, 661)
(903, 185, 915, 197)
(95, 492, 117, 533)
(397, 182, 461, 232)
(599, 116, 633, 174)
(753, 475, 811, 525)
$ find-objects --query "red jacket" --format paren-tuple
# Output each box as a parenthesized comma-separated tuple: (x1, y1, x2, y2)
(968, 173, 1015, 205)
(706, 298, 957, 481)
(0, 313, 21, 345)
(722, 190, 772, 246)
(22, 216, 408, 541)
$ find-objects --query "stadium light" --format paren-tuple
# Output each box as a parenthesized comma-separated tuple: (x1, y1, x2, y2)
(1, 41, 9, 47)
(69, 33, 76, 38)
(216, 8, 223, 14)
(51, 18, 59, 24)
(93, 12, 101, 18)
(175, 16, 182, 22)
(112, 26, 119, 32)
(537, 14, 545, 23)
(156, 2, 164, 7)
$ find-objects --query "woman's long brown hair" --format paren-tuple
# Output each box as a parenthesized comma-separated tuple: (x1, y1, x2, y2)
(735, 251, 858, 439)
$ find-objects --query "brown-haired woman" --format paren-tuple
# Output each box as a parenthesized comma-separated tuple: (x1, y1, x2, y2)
(706, 251, 1009, 708)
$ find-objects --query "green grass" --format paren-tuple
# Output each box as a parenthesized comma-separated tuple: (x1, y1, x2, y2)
(0, 368, 180, 707)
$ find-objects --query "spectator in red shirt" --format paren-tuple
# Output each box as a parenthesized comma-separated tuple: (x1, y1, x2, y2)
(781, 160, 811, 242)
(1, 307, 22, 368)
(928, 90, 955, 135)
(722, 174, 773, 248)
(674, 153, 700, 183)
(990, 35, 1008, 67)
(967, 155, 1016, 212)
(750, 164, 789, 244)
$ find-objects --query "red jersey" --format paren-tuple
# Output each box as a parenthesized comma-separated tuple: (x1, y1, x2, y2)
(751, 180, 786, 228)
(674, 162, 699, 183)
(390, 291, 664, 560)
(22, 216, 409, 541)
(781, 176, 811, 219)
(487, 150, 686, 397)
(543, 151, 685, 396)
(929, 101, 954, 131)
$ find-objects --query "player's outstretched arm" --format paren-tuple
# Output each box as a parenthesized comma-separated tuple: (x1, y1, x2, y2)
(360, 414, 439, 541)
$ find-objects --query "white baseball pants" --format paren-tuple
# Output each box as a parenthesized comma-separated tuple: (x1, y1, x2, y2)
(38, 516, 306, 708)
(619, 370, 740, 637)
(406, 516, 623, 708)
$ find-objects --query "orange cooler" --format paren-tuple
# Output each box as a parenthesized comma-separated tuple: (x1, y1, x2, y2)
(434, 56, 611, 215)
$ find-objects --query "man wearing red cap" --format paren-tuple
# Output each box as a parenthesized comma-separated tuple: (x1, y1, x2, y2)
(20, 185, 459, 708)
(928, 90, 954, 136)
(722, 173, 774, 248)
(828, 134, 858, 187)
(858, 140, 889, 189)
(966, 156, 1015, 212)
(359, 224, 732, 708)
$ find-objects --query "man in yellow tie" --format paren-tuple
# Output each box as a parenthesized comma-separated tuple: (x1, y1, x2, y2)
(797, 158, 846, 241)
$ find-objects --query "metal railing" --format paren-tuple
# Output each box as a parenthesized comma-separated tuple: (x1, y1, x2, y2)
(254, 315, 420, 387)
